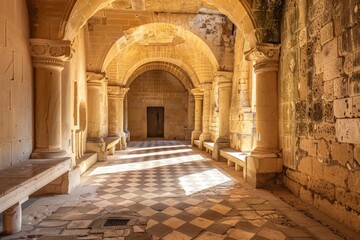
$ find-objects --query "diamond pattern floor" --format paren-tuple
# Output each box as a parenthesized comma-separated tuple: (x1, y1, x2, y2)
(1, 140, 353, 240)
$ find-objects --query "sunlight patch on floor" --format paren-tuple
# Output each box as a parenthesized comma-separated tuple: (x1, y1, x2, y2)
(89, 154, 204, 175)
(178, 169, 232, 196)
(117, 148, 193, 159)
(127, 144, 190, 152)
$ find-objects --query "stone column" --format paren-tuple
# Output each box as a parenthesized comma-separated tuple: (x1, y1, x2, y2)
(213, 71, 233, 160)
(108, 86, 129, 150)
(108, 86, 121, 140)
(190, 88, 204, 146)
(30, 39, 72, 159)
(86, 72, 107, 161)
(199, 83, 212, 150)
(124, 94, 130, 143)
(244, 43, 283, 187)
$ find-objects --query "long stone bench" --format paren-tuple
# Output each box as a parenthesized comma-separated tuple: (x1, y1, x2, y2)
(0, 158, 71, 235)
(105, 137, 120, 155)
(193, 139, 200, 147)
(87, 137, 120, 161)
(203, 141, 215, 154)
(220, 148, 250, 180)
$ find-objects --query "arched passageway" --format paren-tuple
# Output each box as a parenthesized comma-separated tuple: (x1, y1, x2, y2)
(1, 0, 360, 238)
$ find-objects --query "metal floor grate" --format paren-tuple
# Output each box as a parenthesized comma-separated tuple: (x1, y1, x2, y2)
(103, 218, 130, 227)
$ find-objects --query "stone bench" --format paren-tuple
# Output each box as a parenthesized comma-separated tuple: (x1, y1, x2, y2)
(203, 141, 215, 154)
(193, 139, 200, 147)
(0, 158, 71, 235)
(220, 148, 250, 180)
(105, 137, 120, 155)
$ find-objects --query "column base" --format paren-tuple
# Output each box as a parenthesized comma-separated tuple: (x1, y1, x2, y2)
(31, 148, 67, 159)
(125, 130, 130, 143)
(86, 138, 107, 161)
(191, 130, 201, 146)
(213, 137, 230, 161)
(246, 152, 283, 188)
(199, 133, 211, 150)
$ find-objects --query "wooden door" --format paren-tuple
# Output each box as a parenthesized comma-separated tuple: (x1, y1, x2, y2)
(147, 107, 164, 138)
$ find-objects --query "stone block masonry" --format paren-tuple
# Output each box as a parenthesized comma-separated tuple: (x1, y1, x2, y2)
(280, 0, 360, 232)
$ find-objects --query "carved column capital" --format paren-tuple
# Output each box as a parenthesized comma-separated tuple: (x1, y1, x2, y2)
(215, 71, 233, 88)
(30, 39, 73, 70)
(86, 72, 107, 87)
(191, 88, 204, 98)
(108, 85, 130, 98)
(245, 43, 281, 73)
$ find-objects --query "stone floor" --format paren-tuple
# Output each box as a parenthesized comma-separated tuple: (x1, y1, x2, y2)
(1, 140, 359, 240)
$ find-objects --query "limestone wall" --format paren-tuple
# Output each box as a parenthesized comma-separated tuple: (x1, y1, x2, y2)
(0, 0, 33, 169)
(280, 0, 360, 231)
(128, 71, 191, 140)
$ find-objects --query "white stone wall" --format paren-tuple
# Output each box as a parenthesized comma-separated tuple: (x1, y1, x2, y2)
(128, 71, 191, 140)
(0, 0, 33, 169)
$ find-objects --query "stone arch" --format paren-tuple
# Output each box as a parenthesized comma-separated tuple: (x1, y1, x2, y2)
(126, 62, 194, 91)
(101, 23, 219, 73)
(121, 57, 201, 88)
(63, 0, 257, 47)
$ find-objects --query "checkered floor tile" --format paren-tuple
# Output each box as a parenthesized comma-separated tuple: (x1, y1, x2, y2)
(2, 140, 353, 240)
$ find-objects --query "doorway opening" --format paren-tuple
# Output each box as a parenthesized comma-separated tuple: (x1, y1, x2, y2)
(147, 107, 164, 138)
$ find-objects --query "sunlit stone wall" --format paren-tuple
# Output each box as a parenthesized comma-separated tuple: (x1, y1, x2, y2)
(280, 0, 360, 231)
(0, 0, 33, 169)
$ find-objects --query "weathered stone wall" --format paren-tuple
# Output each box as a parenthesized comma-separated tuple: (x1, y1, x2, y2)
(280, 0, 360, 232)
(0, 0, 33, 169)
(128, 71, 191, 140)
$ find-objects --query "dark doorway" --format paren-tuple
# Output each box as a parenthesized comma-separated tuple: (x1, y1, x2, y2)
(147, 107, 164, 138)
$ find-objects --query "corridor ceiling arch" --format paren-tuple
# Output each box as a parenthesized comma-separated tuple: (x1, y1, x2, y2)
(101, 23, 219, 73)
(126, 61, 195, 91)
(63, 0, 257, 47)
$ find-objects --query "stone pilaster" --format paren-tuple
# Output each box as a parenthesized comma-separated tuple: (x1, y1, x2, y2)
(213, 71, 233, 160)
(30, 39, 73, 159)
(86, 72, 108, 161)
(124, 94, 130, 143)
(199, 83, 212, 150)
(191, 88, 204, 146)
(245, 43, 283, 187)
(108, 86, 129, 150)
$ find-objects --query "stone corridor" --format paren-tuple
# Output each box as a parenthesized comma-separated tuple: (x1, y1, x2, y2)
(1, 141, 356, 240)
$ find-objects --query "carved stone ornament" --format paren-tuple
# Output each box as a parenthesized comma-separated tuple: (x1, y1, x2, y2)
(124, 24, 185, 46)
(30, 39, 73, 69)
(215, 71, 233, 89)
(191, 88, 204, 98)
(245, 43, 281, 73)
(86, 72, 107, 86)
(108, 85, 129, 97)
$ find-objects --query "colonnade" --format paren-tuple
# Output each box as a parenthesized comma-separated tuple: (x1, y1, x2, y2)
(191, 44, 282, 187)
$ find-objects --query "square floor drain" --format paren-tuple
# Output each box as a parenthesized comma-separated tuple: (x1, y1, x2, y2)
(103, 218, 130, 227)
